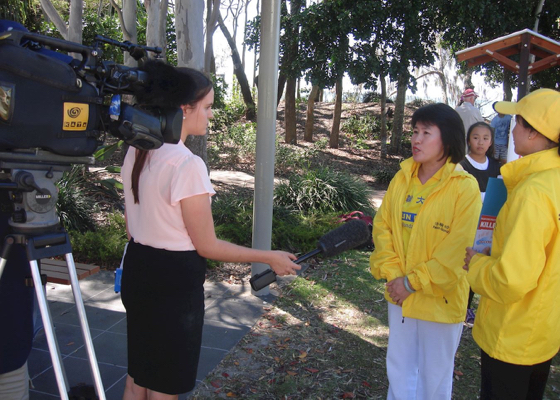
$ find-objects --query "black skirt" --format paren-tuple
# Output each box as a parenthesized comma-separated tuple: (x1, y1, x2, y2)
(120, 239, 207, 394)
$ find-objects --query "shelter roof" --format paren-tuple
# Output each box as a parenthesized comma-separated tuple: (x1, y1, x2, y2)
(456, 29, 560, 75)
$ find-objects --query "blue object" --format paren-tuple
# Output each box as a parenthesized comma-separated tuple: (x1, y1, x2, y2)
(109, 94, 121, 120)
(114, 267, 123, 293)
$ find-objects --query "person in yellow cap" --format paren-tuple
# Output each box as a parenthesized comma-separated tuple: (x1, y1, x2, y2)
(464, 88, 560, 400)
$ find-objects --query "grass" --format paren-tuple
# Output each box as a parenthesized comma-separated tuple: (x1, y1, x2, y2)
(191, 251, 560, 399)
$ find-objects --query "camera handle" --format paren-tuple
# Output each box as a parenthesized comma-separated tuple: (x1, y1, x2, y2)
(0, 233, 106, 400)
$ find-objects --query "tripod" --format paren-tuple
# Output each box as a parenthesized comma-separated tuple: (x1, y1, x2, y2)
(0, 231, 106, 400)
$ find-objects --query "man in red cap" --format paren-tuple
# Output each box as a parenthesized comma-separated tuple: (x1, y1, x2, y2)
(455, 88, 484, 143)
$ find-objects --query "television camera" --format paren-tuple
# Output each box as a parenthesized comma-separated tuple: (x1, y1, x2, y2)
(0, 27, 182, 233)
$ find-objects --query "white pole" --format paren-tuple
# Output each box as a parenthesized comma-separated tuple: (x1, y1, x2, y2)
(251, 0, 281, 296)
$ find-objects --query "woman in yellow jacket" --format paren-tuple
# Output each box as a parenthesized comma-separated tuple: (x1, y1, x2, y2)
(464, 88, 560, 400)
(371, 103, 482, 399)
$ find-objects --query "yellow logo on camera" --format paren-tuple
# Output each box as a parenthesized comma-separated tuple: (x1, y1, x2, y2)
(62, 103, 89, 131)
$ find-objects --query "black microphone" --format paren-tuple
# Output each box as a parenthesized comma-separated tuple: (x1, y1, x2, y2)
(250, 219, 371, 291)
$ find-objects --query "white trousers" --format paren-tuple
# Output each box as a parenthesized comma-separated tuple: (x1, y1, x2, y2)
(386, 303, 463, 400)
(0, 362, 29, 400)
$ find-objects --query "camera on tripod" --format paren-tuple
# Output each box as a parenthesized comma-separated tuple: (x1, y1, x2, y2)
(0, 25, 182, 233)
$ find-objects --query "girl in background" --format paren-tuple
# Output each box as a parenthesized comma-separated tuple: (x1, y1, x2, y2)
(460, 122, 501, 201)
(371, 103, 481, 399)
(460, 122, 501, 326)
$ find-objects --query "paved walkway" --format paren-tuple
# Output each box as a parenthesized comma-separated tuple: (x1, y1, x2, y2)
(29, 270, 279, 399)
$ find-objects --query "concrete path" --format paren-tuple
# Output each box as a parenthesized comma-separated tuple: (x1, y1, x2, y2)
(29, 270, 277, 399)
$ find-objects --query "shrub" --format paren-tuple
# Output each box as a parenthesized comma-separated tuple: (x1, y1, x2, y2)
(342, 113, 380, 141)
(211, 192, 341, 254)
(274, 167, 373, 215)
(373, 165, 399, 185)
(69, 211, 127, 268)
(56, 165, 97, 233)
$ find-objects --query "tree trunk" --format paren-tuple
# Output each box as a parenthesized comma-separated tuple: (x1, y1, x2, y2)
(503, 69, 513, 101)
(157, 0, 168, 59)
(277, 75, 287, 105)
(304, 85, 319, 142)
(389, 75, 408, 155)
(39, 0, 68, 39)
(145, 0, 167, 59)
(330, 76, 343, 149)
(176, 0, 207, 163)
(67, 0, 83, 44)
(380, 74, 388, 158)
(204, 0, 219, 73)
(217, 10, 256, 120)
(284, 77, 297, 144)
(122, 0, 138, 66)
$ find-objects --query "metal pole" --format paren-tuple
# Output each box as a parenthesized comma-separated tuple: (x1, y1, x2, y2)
(251, 0, 281, 296)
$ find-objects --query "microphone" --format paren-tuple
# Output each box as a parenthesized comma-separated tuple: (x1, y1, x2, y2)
(250, 219, 371, 291)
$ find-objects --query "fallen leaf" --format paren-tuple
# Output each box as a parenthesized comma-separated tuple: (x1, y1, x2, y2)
(210, 380, 221, 388)
(274, 357, 280, 362)
(266, 367, 274, 374)
(226, 392, 237, 397)
(362, 381, 372, 388)
(454, 370, 463, 376)
(342, 392, 355, 398)
(287, 371, 298, 376)
(299, 351, 308, 359)
(305, 368, 319, 373)
(222, 372, 229, 378)
(246, 348, 253, 354)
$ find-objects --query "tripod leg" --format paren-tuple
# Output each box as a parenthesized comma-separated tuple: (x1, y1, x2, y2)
(65, 253, 106, 400)
(29, 260, 70, 400)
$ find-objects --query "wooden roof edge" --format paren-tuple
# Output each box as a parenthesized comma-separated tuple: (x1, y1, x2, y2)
(456, 29, 560, 57)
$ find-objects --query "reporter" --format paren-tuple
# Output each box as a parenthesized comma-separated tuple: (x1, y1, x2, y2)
(120, 61, 299, 400)
(370, 103, 481, 399)
(464, 88, 560, 400)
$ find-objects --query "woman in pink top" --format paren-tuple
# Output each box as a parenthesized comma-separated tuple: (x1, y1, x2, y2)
(120, 61, 300, 400)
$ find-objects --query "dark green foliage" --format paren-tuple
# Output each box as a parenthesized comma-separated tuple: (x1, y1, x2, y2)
(211, 192, 341, 254)
(373, 166, 399, 185)
(56, 165, 97, 233)
(69, 212, 127, 268)
(275, 168, 373, 215)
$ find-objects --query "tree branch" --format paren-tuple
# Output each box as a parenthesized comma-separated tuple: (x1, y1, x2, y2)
(109, 0, 132, 39)
(39, 0, 68, 39)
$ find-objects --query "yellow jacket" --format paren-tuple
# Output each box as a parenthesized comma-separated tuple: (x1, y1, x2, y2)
(370, 157, 481, 323)
(468, 148, 560, 365)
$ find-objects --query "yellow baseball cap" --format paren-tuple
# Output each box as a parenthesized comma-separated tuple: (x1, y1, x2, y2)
(493, 88, 560, 143)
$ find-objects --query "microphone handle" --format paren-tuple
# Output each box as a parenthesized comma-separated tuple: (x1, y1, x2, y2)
(250, 248, 322, 291)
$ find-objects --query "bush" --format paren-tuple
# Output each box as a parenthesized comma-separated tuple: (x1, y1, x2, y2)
(56, 165, 97, 233)
(211, 192, 341, 254)
(69, 211, 127, 268)
(342, 113, 380, 141)
(274, 167, 373, 215)
(373, 165, 399, 185)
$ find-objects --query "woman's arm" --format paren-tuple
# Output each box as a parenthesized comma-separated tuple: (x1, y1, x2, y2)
(181, 193, 300, 277)
(370, 180, 404, 282)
